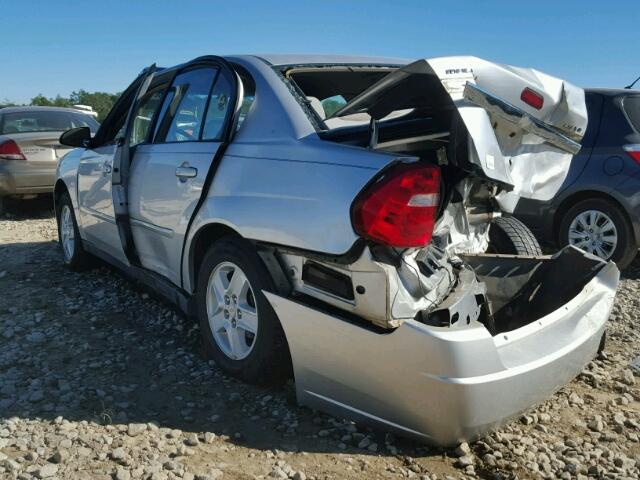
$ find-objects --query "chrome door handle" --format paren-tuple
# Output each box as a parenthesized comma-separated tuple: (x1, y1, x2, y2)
(175, 165, 197, 180)
(102, 162, 112, 175)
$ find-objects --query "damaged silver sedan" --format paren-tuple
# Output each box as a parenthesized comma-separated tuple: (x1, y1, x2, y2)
(54, 54, 619, 446)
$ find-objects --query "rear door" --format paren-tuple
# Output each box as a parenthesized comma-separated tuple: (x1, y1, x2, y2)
(128, 61, 240, 285)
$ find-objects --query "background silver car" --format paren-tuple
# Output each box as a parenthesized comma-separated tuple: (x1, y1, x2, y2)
(0, 106, 99, 214)
(54, 54, 617, 445)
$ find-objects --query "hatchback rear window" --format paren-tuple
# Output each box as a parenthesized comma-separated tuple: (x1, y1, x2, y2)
(623, 96, 640, 133)
(0, 111, 99, 134)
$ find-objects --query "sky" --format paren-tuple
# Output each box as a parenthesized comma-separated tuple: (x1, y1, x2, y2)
(1, 0, 638, 103)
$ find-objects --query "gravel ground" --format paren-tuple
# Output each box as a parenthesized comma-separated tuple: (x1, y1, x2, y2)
(1, 198, 639, 480)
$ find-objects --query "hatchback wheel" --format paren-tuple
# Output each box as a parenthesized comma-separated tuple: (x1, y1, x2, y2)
(196, 236, 291, 384)
(559, 198, 637, 269)
(56, 192, 92, 270)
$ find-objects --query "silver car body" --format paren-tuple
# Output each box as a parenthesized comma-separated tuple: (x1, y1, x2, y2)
(0, 106, 99, 197)
(55, 54, 618, 445)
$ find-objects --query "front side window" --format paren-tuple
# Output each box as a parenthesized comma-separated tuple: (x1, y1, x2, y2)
(155, 68, 218, 143)
(129, 88, 166, 146)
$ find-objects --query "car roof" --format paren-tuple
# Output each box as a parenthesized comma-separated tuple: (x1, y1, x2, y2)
(0, 105, 93, 115)
(230, 53, 410, 67)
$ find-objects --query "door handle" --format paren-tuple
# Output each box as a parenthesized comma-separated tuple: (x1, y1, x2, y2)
(175, 165, 198, 180)
(102, 162, 112, 175)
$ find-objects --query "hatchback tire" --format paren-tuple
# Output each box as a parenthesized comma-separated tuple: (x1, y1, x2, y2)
(56, 192, 92, 270)
(559, 198, 636, 269)
(488, 216, 542, 255)
(196, 236, 291, 384)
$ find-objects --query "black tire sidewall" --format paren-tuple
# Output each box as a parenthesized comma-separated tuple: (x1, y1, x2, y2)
(559, 198, 636, 269)
(196, 237, 290, 384)
(488, 216, 542, 256)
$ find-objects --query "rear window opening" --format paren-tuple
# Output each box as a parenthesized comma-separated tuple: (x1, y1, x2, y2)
(285, 65, 459, 160)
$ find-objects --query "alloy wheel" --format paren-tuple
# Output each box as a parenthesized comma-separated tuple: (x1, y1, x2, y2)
(206, 261, 258, 360)
(60, 205, 75, 262)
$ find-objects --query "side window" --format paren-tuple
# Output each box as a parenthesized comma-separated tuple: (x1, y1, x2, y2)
(155, 68, 218, 143)
(202, 72, 235, 141)
(129, 88, 166, 146)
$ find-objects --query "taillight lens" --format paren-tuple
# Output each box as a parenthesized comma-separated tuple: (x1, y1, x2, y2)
(521, 88, 544, 110)
(624, 144, 640, 164)
(0, 140, 26, 160)
(352, 162, 441, 248)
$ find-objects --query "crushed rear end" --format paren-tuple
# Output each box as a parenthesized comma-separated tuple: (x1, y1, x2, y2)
(264, 56, 619, 445)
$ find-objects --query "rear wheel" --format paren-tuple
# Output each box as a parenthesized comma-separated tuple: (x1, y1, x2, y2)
(56, 192, 92, 270)
(488, 216, 542, 255)
(196, 236, 291, 384)
(559, 198, 636, 269)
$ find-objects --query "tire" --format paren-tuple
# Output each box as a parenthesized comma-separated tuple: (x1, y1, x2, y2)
(56, 192, 92, 270)
(196, 236, 291, 385)
(0, 196, 5, 216)
(488, 216, 542, 255)
(559, 198, 636, 269)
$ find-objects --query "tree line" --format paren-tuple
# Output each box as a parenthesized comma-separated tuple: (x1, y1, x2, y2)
(1, 90, 121, 122)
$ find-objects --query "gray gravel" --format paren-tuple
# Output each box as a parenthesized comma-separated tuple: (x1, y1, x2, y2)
(1, 199, 639, 480)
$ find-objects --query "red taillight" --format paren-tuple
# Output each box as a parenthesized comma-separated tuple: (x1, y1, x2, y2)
(624, 145, 640, 164)
(352, 162, 441, 248)
(520, 88, 544, 110)
(0, 140, 26, 160)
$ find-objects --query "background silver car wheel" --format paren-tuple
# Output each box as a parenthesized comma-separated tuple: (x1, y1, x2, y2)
(206, 261, 258, 360)
(568, 209, 618, 260)
(60, 204, 76, 262)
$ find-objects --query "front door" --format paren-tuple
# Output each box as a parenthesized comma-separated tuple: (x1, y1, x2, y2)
(77, 72, 150, 263)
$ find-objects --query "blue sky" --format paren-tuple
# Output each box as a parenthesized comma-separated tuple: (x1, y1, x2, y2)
(1, 0, 638, 103)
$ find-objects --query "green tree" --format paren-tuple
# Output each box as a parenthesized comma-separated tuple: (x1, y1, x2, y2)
(29, 90, 121, 122)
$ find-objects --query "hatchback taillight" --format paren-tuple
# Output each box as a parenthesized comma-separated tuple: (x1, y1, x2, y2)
(624, 144, 640, 164)
(352, 162, 441, 248)
(0, 140, 26, 160)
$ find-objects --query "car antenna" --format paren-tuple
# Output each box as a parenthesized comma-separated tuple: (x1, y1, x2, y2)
(624, 75, 640, 89)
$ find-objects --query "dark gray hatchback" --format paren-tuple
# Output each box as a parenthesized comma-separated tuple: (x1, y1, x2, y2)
(515, 88, 640, 269)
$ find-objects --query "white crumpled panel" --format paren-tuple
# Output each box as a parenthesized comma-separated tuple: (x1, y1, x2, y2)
(427, 57, 587, 212)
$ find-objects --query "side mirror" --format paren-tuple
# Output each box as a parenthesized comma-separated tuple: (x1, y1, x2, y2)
(60, 127, 92, 148)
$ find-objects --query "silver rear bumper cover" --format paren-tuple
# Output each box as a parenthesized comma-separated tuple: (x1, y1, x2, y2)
(264, 261, 618, 446)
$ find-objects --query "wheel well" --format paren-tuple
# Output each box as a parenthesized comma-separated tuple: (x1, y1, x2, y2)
(553, 190, 634, 243)
(189, 223, 240, 290)
(53, 180, 69, 209)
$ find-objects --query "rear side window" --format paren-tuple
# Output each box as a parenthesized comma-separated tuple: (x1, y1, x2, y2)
(202, 73, 234, 141)
(623, 96, 640, 133)
(155, 67, 218, 143)
(0, 111, 98, 134)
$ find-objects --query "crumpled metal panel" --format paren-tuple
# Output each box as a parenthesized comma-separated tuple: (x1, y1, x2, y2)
(333, 56, 588, 212)
(264, 259, 618, 446)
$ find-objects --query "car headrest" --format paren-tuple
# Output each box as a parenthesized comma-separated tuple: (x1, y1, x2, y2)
(306, 96, 326, 120)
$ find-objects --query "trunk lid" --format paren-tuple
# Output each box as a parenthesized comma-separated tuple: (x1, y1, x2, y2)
(330, 56, 588, 211)
(5, 132, 72, 163)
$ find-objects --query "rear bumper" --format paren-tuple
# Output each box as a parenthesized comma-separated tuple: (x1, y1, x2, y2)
(264, 260, 618, 446)
(0, 161, 55, 196)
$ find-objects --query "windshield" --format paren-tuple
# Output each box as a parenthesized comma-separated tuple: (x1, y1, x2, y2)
(0, 110, 100, 134)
